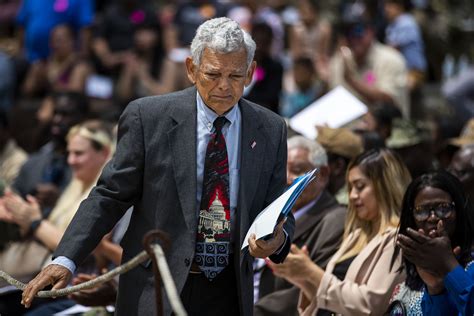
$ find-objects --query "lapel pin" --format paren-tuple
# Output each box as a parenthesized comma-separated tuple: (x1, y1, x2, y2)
(251, 141, 257, 149)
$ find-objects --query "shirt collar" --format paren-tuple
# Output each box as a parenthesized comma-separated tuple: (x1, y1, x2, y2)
(293, 192, 323, 221)
(196, 91, 239, 127)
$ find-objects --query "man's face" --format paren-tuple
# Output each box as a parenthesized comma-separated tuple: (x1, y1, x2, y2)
(51, 97, 83, 141)
(186, 48, 256, 115)
(449, 147, 474, 199)
(287, 147, 321, 211)
(134, 28, 158, 54)
(50, 25, 74, 59)
(383, 2, 400, 22)
(298, 0, 317, 26)
(293, 64, 314, 91)
(345, 26, 373, 63)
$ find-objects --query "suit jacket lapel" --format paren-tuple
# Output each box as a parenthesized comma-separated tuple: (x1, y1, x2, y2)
(168, 87, 198, 231)
(238, 99, 266, 248)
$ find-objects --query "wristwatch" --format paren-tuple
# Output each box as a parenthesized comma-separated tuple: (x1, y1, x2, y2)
(29, 218, 43, 236)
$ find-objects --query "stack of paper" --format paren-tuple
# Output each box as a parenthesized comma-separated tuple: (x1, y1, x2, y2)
(289, 86, 368, 139)
(241, 169, 317, 250)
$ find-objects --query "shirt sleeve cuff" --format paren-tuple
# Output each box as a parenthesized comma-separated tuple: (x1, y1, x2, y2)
(444, 264, 470, 295)
(422, 286, 450, 315)
(274, 229, 288, 255)
(50, 256, 77, 274)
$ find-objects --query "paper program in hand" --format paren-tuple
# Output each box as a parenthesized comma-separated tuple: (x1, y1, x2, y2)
(241, 169, 317, 250)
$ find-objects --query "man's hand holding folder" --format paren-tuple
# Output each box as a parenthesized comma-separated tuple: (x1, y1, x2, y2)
(242, 169, 318, 251)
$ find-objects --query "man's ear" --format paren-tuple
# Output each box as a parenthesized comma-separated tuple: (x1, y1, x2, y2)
(244, 61, 257, 86)
(185, 57, 197, 84)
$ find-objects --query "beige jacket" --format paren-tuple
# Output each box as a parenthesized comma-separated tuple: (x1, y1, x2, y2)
(299, 226, 405, 316)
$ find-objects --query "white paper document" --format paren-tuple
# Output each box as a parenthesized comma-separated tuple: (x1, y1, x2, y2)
(241, 169, 317, 250)
(289, 86, 368, 139)
(53, 304, 115, 315)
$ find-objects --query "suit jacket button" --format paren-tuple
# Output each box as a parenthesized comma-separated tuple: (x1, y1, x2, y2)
(184, 258, 190, 266)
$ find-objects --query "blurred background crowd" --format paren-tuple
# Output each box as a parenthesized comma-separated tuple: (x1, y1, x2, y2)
(0, 0, 473, 174)
(0, 0, 473, 315)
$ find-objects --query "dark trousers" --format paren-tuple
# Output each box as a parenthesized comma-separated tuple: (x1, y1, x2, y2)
(180, 259, 240, 316)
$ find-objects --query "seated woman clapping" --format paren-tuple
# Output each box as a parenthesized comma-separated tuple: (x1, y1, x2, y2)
(268, 148, 412, 315)
(0, 120, 114, 314)
(396, 170, 474, 315)
(1, 120, 113, 250)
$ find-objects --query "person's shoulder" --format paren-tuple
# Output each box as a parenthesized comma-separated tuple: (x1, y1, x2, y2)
(379, 226, 399, 244)
(324, 204, 347, 221)
(240, 98, 286, 127)
(132, 87, 194, 105)
(373, 42, 406, 67)
(398, 13, 418, 27)
(375, 42, 404, 59)
(16, 142, 53, 172)
(126, 87, 196, 114)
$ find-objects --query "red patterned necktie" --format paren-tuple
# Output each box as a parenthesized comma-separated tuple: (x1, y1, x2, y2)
(195, 116, 231, 280)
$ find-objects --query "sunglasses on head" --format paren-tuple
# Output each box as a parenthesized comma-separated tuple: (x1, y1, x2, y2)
(412, 201, 455, 221)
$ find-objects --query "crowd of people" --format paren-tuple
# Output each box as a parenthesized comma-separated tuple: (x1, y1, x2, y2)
(0, 0, 473, 315)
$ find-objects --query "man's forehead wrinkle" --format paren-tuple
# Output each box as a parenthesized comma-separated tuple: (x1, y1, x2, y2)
(200, 63, 246, 74)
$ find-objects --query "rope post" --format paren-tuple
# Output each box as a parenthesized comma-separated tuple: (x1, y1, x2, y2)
(143, 230, 171, 316)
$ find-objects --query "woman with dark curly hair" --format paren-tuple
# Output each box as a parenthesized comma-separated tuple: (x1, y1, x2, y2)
(395, 170, 474, 315)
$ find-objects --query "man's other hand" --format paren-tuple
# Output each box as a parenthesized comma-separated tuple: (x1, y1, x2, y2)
(21, 264, 72, 308)
(248, 219, 286, 258)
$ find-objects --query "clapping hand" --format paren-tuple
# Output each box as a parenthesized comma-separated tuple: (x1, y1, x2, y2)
(34, 183, 60, 209)
(340, 46, 356, 82)
(0, 196, 13, 223)
(267, 244, 315, 286)
(397, 220, 460, 288)
(2, 191, 42, 236)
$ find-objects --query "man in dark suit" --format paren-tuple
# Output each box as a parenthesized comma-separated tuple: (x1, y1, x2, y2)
(254, 136, 346, 316)
(21, 18, 294, 316)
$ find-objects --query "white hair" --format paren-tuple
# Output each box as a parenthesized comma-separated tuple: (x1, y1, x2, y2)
(190, 17, 256, 69)
(288, 136, 328, 167)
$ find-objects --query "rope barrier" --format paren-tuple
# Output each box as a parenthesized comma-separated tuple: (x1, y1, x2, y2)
(0, 244, 187, 316)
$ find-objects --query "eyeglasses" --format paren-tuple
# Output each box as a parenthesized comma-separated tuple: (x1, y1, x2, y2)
(413, 202, 456, 221)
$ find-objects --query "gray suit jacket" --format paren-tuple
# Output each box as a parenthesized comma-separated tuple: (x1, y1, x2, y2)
(54, 87, 295, 316)
(254, 191, 346, 316)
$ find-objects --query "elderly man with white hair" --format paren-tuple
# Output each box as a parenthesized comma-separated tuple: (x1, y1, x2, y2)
(255, 136, 346, 316)
(20, 17, 294, 316)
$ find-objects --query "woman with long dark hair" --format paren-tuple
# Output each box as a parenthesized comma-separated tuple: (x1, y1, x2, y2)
(396, 170, 474, 315)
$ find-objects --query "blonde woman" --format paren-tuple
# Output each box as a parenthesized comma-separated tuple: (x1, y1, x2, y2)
(1, 120, 113, 241)
(0, 121, 114, 274)
(268, 148, 412, 315)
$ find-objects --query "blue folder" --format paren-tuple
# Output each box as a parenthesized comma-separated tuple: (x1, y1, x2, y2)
(280, 169, 318, 217)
